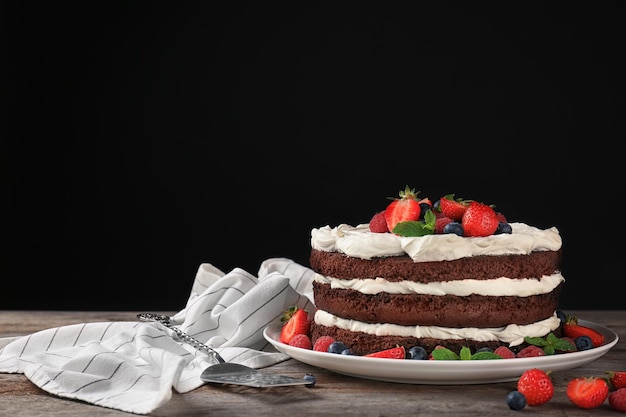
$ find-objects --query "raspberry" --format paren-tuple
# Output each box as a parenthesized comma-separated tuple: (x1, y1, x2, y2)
(494, 346, 516, 359)
(516, 345, 545, 358)
(312, 335, 335, 352)
(288, 333, 312, 349)
(434, 216, 453, 234)
(609, 388, 626, 412)
(369, 211, 388, 233)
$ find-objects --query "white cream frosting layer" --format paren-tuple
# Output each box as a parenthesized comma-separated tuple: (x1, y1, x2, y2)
(314, 310, 561, 347)
(311, 222, 562, 262)
(314, 273, 564, 297)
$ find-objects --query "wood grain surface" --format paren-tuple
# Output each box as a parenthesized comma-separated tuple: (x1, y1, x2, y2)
(1, 310, 624, 416)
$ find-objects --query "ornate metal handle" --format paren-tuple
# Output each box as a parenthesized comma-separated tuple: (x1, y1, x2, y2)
(137, 313, 225, 363)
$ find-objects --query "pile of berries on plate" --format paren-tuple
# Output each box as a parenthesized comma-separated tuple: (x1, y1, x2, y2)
(279, 306, 606, 360)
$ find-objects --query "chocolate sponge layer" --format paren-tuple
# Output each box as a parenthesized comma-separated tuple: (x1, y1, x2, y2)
(310, 249, 562, 282)
(313, 281, 563, 327)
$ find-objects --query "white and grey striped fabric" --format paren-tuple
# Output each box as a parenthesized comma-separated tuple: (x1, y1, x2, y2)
(0, 258, 316, 414)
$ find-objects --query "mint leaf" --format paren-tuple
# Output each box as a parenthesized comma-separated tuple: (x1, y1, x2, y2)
(525, 336, 548, 347)
(471, 352, 503, 360)
(430, 347, 460, 360)
(459, 346, 472, 360)
(393, 221, 433, 237)
(524, 332, 575, 355)
(554, 337, 577, 352)
(422, 209, 436, 231)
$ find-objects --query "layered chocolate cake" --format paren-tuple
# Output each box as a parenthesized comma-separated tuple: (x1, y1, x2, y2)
(309, 188, 564, 356)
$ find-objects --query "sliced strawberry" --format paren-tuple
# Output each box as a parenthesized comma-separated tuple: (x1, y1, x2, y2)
(364, 345, 406, 359)
(563, 318, 605, 347)
(566, 376, 609, 409)
(279, 306, 310, 344)
(461, 201, 499, 237)
(384, 186, 421, 233)
(369, 210, 389, 233)
(438, 194, 469, 221)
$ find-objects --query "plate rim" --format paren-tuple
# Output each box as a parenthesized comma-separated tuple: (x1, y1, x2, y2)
(263, 319, 619, 384)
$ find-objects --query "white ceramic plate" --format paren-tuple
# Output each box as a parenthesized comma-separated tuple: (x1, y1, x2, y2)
(264, 320, 619, 384)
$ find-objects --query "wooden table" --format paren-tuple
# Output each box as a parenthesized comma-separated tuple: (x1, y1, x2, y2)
(1, 310, 624, 416)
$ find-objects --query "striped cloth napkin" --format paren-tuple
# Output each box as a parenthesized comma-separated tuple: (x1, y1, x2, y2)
(0, 258, 316, 415)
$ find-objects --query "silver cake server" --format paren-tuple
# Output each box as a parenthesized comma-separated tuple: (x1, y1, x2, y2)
(137, 313, 313, 388)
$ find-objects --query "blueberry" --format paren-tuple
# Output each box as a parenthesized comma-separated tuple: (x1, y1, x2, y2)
(419, 203, 431, 220)
(506, 390, 527, 410)
(340, 348, 353, 355)
(476, 347, 493, 353)
(495, 222, 512, 234)
(556, 310, 567, 326)
(328, 341, 348, 354)
(407, 346, 428, 360)
(574, 335, 593, 351)
(303, 373, 316, 388)
(443, 222, 463, 236)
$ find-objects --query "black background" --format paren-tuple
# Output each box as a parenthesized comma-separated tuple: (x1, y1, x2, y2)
(3, 3, 625, 311)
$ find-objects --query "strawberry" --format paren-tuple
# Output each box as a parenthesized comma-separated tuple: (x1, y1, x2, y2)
(461, 201, 499, 237)
(438, 194, 469, 221)
(516, 345, 545, 358)
(566, 376, 609, 409)
(493, 346, 516, 359)
(607, 371, 626, 390)
(288, 333, 312, 349)
(279, 306, 310, 344)
(563, 317, 605, 347)
(609, 388, 626, 412)
(364, 346, 406, 359)
(312, 335, 335, 352)
(418, 197, 433, 207)
(517, 368, 554, 406)
(384, 186, 422, 233)
(369, 210, 389, 233)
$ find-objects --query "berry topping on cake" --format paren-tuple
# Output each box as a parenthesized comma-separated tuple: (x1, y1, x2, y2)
(438, 194, 470, 221)
(369, 210, 389, 233)
(384, 186, 422, 232)
(368, 187, 511, 238)
(461, 201, 500, 237)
